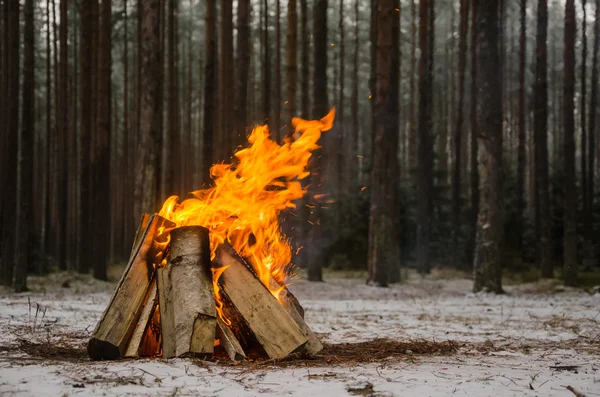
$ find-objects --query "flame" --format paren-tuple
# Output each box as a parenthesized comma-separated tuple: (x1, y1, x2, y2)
(157, 109, 335, 320)
(211, 265, 231, 326)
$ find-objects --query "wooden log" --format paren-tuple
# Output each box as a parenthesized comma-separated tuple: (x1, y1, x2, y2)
(129, 213, 150, 263)
(157, 265, 176, 358)
(213, 244, 308, 359)
(279, 294, 323, 356)
(222, 244, 321, 356)
(87, 214, 174, 360)
(279, 286, 305, 319)
(216, 317, 246, 361)
(124, 280, 158, 358)
(159, 226, 216, 358)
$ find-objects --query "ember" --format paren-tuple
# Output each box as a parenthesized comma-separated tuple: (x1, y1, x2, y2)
(87, 110, 334, 361)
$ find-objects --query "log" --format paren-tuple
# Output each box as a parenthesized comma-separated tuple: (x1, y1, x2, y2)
(216, 317, 246, 361)
(159, 226, 216, 358)
(222, 244, 321, 355)
(213, 244, 308, 359)
(279, 287, 305, 319)
(157, 265, 175, 358)
(129, 213, 150, 263)
(124, 280, 158, 358)
(87, 214, 174, 360)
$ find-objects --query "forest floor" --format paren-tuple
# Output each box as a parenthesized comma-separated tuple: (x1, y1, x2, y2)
(1, 269, 599, 397)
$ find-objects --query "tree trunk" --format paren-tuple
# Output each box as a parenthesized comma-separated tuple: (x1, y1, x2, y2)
(367, 0, 400, 287)
(93, 0, 111, 281)
(307, 0, 329, 282)
(78, 0, 93, 274)
(236, 0, 250, 138)
(219, 0, 234, 158)
(349, 0, 359, 192)
(408, 0, 417, 174)
(300, 0, 309, 118)
(472, 0, 504, 294)
(338, 0, 346, 194)
(516, 0, 527, 261)
(534, 0, 552, 278)
(452, 0, 470, 268)
(166, 0, 179, 196)
(585, 0, 599, 268)
(14, 0, 35, 292)
(274, 0, 281, 139)
(1, 0, 20, 286)
(467, 0, 479, 265)
(286, 0, 297, 128)
(202, 0, 216, 185)
(563, 0, 577, 286)
(262, 0, 271, 128)
(134, 0, 163, 216)
(416, 0, 434, 275)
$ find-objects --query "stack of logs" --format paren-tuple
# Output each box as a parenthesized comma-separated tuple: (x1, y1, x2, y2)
(87, 214, 322, 361)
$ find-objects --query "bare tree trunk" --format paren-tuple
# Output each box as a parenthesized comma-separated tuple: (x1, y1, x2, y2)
(416, 0, 434, 275)
(202, 0, 216, 184)
(134, 0, 163, 216)
(584, 0, 599, 268)
(467, 0, 479, 265)
(78, 0, 94, 274)
(300, 0, 309, 118)
(452, 0, 470, 268)
(534, 0, 552, 278)
(286, 0, 297, 128)
(472, 0, 504, 294)
(408, 0, 417, 174)
(516, 0, 527, 261)
(262, 0, 271, 129)
(219, 0, 234, 158)
(274, 0, 281, 139)
(563, 0, 578, 286)
(2, 0, 20, 286)
(338, 0, 346, 194)
(15, 0, 35, 292)
(308, 0, 329, 282)
(350, 0, 359, 192)
(237, 0, 250, 138)
(368, 0, 401, 287)
(166, 0, 179, 195)
(93, 0, 111, 280)
(587, 0, 599, 267)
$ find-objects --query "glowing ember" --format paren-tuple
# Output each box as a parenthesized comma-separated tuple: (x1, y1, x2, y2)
(157, 109, 335, 321)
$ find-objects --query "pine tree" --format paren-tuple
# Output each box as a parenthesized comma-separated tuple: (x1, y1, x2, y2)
(472, 0, 504, 293)
(563, 0, 577, 286)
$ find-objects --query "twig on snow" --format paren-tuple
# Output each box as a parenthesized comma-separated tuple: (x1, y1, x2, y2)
(565, 385, 586, 397)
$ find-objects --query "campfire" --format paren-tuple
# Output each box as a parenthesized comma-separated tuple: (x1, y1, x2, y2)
(87, 110, 335, 361)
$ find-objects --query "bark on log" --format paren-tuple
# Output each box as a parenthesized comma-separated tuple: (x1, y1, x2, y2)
(279, 287, 305, 319)
(213, 244, 309, 359)
(88, 214, 173, 360)
(216, 317, 246, 361)
(157, 265, 175, 357)
(124, 279, 158, 358)
(159, 226, 216, 358)
(129, 213, 150, 263)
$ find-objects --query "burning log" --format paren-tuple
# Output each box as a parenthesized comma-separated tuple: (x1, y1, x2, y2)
(88, 214, 173, 360)
(213, 244, 309, 359)
(216, 317, 246, 361)
(124, 280, 158, 358)
(218, 243, 322, 356)
(158, 226, 216, 358)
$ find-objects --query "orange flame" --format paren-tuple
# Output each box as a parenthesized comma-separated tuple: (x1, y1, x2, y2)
(158, 110, 335, 318)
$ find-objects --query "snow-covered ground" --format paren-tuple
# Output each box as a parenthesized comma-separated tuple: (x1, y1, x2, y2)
(1, 271, 599, 396)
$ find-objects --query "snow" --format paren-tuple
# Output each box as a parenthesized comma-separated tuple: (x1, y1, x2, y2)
(1, 271, 599, 396)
